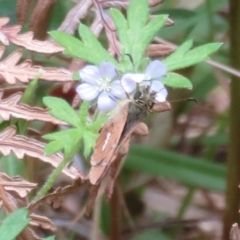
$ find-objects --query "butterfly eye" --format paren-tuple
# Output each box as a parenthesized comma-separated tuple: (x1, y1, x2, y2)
(133, 90, 143, 100)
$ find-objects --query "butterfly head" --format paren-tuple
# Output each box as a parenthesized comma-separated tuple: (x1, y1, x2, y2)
(133, 86, 157, 112)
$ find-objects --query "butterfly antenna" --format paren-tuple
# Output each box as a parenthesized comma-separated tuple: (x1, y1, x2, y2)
(169, 97, 197, 103)
(186, 97, 197, 103)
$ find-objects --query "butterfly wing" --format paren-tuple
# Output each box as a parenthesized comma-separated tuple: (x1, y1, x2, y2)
(89, 103, 129, 185)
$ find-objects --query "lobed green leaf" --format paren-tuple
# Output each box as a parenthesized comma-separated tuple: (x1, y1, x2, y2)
(164, 40, 193, 63)
(127, 0, 148, 31)
(50, 27, 117, 66)
(135, 15, 167, 66)
(163, 42, 222, 71)
(82, 131, 98, 157)
(44, 128, 82, 156)
(49, 31, 85, 58)
(0, 208, 30, 240)
(43, 97, 80, 127)
(162, 73, 193, 89)
(78, 24, 118, 65)
(78, 101, 90, 126)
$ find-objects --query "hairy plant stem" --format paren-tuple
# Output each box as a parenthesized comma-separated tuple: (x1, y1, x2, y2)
(32, 156, 71, 202)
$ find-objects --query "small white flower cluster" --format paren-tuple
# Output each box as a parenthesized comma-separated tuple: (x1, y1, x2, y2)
(76, 60, 168, 111)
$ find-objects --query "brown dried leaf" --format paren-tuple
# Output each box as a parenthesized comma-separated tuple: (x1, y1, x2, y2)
(230, 223, 239, 240)
(148, 0, 164, 7)
(29, 179, 87, 212)
(21, 228, 43, 240)
(146, 44, 176, 57)
(0, 17, 63, 53)
(85, 184, 100, 215)
(101, 0, 129, 9)
(30, 0, 56, 40)
(0, 126, 84, 180)
(102, 11, 121, 57)
(0, 172, 37, 198)
(90, 12, 103, 36)
(165, 17, 174, 26)
(58, 0, 93, 34)
(101, 0, 163, 9)
(16, 0, 32, 25)
(30, 213, 56, 231)
(0, 90, 67, 125)
(2, 86, 26, 98)
(0, 47, 72, 84)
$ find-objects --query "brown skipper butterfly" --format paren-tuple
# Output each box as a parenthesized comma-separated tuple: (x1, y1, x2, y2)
(88, 86, 171, 185)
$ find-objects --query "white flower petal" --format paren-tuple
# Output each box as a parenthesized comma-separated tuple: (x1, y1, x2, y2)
(99, 62, 117, 79)
(130, 73, 145, 83)
(79, 65, 101, 84)
(121, 74, 138, 93)
(76, 83, 99, 101)
(97, 92, 116, 111)
(145, 60, 167, 79)
(110, 80, 126, 99)
(150, 80, 168, 102)
(149, 80, 165, 93)
(155, 92, 167, 102)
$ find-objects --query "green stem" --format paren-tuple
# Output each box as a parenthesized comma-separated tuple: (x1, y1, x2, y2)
(32, 156, 70, 202)
(177, 186, 195, 218)
(205, 0, 215, 41)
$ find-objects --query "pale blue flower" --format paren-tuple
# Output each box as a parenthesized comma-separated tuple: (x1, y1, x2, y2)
(121, 60, 168, 102)
(149, 80, 168, 102)
(76, 62, 134, 111)
(144, 60, 167, 81)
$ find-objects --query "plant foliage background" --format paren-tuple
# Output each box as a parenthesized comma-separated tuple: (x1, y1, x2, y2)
(0, 0, 238, 240)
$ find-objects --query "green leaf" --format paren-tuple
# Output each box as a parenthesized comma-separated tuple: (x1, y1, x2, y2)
(49, 30, 85, 57)
(124, 145, 226, 192)
(44, 128, 82, 156)
(111, 0, 167, 70)
(127, 0, 148, 32)
(164, 39, 193, 63)
(78, 101, 90, 126)
(43, 97, 108, 158)
(49, 26, 117, 66)
(134, 14, 167, 67)
(0, 208, 30, 240)
(21, 78, 38, 104)
(17, 78, 39, 134)
(43, 97, 80, 127)
(162, 73, 192, 89)
(0, 153, 24, 176)
(82, 131, 98, 157)
(110, 8, 128, 53)
(201, 132, 228, 146)
(110, 8, 130, 69)
(186, 42, 223, 59)
(78, 24, 118, 65)
(44, 236, 55, 240)
(164, 42, 223, 71)
(131, 230, 172, 240)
